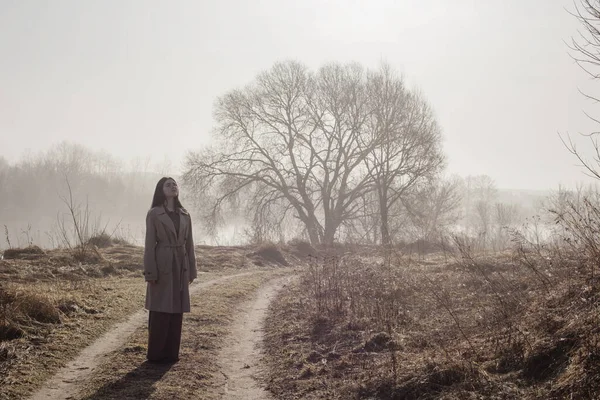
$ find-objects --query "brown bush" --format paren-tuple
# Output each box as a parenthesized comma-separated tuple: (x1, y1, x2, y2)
(304, 255, 414, 326)
(252, 242, 288, 266)
(87, 233, 113, 248)
(3, 246, 45, 260)
(287, 239, 318, 258)
(88, 233, 131, 249)
(270, 243, 577, 399)
(0, 284, 61, 331)
(72, 245, 105, 264)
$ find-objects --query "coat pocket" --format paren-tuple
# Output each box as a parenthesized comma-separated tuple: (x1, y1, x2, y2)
(155, 249, 172, 275)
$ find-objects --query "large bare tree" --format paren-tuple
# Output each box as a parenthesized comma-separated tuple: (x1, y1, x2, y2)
(365, 65, 445, 245)
(184, 61, 445, 245)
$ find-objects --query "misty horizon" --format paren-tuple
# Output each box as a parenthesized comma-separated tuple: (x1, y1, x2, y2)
(1, 0, 600, 191)
(3, 0, 600, 252)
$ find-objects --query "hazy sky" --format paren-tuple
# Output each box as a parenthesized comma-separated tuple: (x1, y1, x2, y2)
(1, 0, 599, 190)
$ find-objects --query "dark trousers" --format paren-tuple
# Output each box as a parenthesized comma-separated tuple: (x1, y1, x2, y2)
(147, 311, 183, 362)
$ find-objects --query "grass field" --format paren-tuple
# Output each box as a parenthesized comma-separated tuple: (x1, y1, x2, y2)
(0, 242, 295, 400)
(3, 239, 600, 399)
(263, 247, 600, 399)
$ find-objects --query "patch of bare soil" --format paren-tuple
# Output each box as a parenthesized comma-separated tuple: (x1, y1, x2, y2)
(75, 269, 294, 400)
(216, 276, 295, 399)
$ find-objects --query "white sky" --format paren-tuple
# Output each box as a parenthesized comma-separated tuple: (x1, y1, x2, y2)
(1, 0, 599, 190)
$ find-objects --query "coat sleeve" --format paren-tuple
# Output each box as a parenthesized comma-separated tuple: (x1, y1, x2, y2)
(186, 215, 198, 281)
(143, 211, 158, 281)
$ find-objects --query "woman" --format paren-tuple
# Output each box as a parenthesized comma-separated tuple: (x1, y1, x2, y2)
(143, 177, 197, 363)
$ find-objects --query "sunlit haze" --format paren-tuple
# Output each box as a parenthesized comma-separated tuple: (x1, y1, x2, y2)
(1, 0, 598, 190)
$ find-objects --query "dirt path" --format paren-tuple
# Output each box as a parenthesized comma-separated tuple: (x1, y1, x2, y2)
(218, 276, 294, 400)
(29, 272, 257, 400)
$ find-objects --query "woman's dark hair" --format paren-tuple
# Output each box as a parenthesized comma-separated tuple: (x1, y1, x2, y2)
(151, 177, 184, 209)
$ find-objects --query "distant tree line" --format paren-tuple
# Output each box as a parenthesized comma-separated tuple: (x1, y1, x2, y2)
(0, 142, 161, 248)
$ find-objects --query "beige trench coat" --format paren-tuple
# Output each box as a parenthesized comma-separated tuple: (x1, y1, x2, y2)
(143, 206, 197, 313)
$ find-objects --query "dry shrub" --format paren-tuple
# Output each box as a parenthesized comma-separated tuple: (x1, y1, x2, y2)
(110, 237, 131, 246)
(462, 190, 600, 397)
(87, 233, 113, 248)
(3, 246, 45, 260)
(0, 341, 17, 362)
(16, 295, 60, 324)
(305, 255, 413, 328)
(287, 238, 318, 258)
(100, 245, 143, 272)
(0, 285, 61, 324)
(358, 362, 484, 400)
(0, 284, 61, 342)
(251, 242, 288, 266)
(279, 235, 580, 398)
(72, 245, 105, 264)
(88, 233, 131, 248)
(363, 332, 396, 352)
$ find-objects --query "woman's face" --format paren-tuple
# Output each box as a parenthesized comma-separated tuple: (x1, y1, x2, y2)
(163, 179, 179, 199)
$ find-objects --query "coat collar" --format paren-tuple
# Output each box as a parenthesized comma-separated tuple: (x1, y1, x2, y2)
(155, 206, 189, 216)
(154, 206, 188, 239)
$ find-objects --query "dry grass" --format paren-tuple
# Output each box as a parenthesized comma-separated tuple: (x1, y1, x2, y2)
(263, 247, 600, 399)
(0, 246, 143, 283)
(196, 243, 304, 270)
(0, 243, 292, 400)
(76, 268, 293, 400)
(0, 277, 147, 400)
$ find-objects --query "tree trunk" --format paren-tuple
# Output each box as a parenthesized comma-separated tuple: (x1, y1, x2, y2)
(323, 226, 336, 246)
(380, 212, 391, 246)
(304, 215, 321, 246)
(307, 225, 320, 246)
(379, 187, 392, 247)
(323, 213, 338, 245)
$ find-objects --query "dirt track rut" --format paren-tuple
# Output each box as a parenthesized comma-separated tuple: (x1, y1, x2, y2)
(29, 272, 257, 400)
(218, 276, 292, 400)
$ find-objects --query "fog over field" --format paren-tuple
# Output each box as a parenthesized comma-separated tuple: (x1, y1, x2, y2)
(0, 0, 599, 249)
